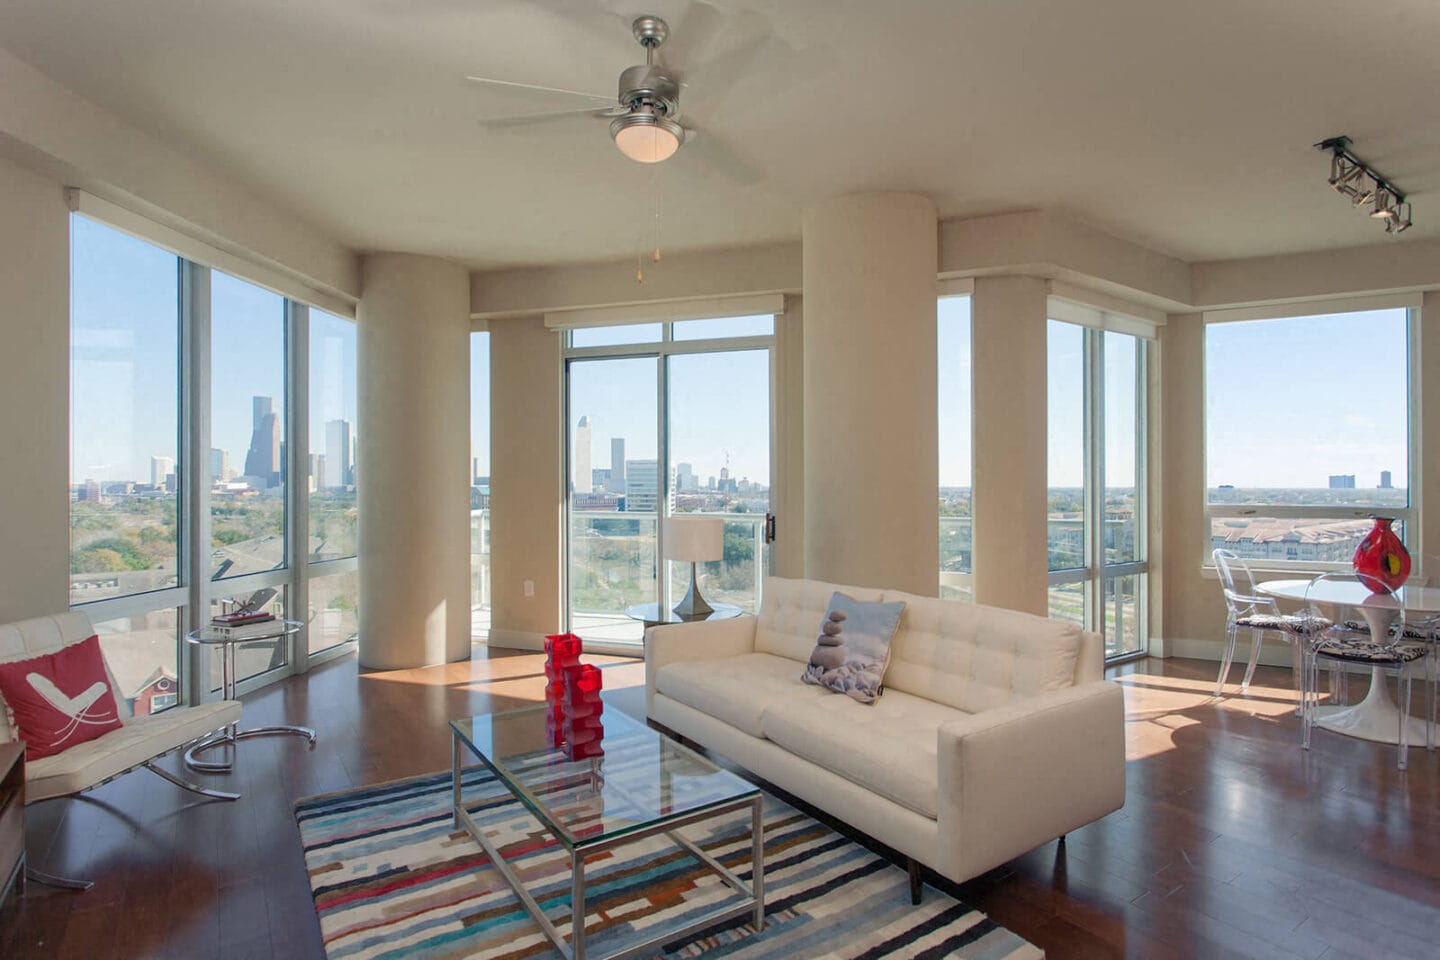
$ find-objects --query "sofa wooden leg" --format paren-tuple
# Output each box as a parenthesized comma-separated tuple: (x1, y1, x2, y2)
(907, 858, 922, 905)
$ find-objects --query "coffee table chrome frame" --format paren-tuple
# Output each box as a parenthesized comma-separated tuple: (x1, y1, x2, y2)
(183, 622, 317, 772)
(451, 731, 764, 960)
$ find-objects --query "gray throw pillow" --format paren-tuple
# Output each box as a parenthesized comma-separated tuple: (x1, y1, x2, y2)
(801, 592, 906, 704)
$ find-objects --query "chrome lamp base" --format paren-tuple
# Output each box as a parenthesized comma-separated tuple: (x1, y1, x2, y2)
(672, 561, 714, 618)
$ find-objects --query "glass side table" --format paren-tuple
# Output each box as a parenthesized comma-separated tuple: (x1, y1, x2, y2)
(183, 619, 317, 772)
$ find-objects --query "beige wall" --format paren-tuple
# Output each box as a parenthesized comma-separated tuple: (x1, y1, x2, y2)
(487, 316, 564, 648)
(801, 193, 939, 595)
(970, 276, 1050, 615)
(0, 155, 70, 623)
(772, 295, 805, 578)
(0, 49, 358, 303)
(357, 253, 471, 668)
(1157, 314, 1228, 655)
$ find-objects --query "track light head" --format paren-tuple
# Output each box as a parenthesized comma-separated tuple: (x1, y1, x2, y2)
(1316, 136, 1413, 236)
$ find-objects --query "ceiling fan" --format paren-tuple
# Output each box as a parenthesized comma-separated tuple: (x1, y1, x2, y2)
(466, 11, 765, 182)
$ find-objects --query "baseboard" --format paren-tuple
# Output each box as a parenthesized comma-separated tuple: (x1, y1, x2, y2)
(482, 630, 644, 660)
(484, 628, 546, 652)
(1167, 635, 1296, 667)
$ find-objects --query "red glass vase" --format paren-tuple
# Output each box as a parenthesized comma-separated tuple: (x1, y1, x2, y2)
(1353, 516, 1410, 595)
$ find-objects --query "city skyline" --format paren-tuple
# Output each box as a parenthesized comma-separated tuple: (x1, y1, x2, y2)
(71, 217, 358, 486)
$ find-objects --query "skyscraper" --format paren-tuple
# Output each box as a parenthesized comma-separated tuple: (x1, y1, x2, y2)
(624, 460, 676, 513)
(244, 394, 281, 486)
(326, 418, 354, 488)
(1380, 470, 1394, 489)
(676, 462, 694, 492)
(611, 438, 626, 489)
(209, 448, 230, 482)
(151, 455, 174, 487)
(1328, 474, 1356, 489)
(575, 416, 592, 493)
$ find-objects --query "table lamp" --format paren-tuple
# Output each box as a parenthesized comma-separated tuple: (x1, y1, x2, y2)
(664, 516, 724, 617)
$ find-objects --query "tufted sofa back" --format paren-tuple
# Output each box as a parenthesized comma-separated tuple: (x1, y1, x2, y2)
(0, 611, 132, 743)
(753, 577, 1099, 714)
(881, 590, 1088, 713)
(754, 577, 886, 662)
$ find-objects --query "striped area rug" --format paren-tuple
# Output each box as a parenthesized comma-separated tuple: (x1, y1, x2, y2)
(295, 769, 1043, 960)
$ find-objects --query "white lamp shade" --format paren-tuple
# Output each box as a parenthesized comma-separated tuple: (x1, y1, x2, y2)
(663, 516, 724, 562)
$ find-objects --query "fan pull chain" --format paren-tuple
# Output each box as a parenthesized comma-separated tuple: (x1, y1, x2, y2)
(652, 166, 663, 263)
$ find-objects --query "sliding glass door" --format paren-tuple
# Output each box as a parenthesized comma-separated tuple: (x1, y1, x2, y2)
(567, 356, 660, 644)
(563, 318, 775, 647)
(667, 349, 771, 612)
(1047, 318, 1149, 659)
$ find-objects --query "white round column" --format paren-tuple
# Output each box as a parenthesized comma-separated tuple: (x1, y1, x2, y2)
(801, 193, 939, 595)
(357, 253, 471, 668)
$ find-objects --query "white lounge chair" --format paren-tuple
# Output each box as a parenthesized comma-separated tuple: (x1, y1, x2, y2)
(0, 611, 242, 890)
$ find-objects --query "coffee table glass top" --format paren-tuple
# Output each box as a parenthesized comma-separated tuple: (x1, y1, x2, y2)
(450, 703, 758, 850)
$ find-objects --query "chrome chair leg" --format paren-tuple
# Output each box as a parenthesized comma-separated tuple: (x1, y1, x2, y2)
(143, 760, 240, 801)
(25, 867, 94, 891)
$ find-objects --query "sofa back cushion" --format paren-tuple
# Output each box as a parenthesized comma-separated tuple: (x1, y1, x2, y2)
(755, 577, 885, 663)
(881, 590, 1083, 713)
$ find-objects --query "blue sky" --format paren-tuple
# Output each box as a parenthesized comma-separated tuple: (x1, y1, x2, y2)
(71, 216, 356, 484)
(73, 215, 1409, 494)
(1205, 309, 1408, 488)
(560, 347, 770, 487)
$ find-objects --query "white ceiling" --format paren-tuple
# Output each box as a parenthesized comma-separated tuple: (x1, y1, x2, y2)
(4, 0, 1440, 269)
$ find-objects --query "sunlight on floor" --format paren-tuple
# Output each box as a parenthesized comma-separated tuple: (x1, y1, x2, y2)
(1116, 669, 1309, 760)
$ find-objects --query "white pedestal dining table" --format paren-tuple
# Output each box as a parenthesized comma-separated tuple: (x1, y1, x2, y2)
(1256, 578, 1435, 746)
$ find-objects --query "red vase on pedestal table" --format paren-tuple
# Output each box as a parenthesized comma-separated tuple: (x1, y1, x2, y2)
(1353, 516, 1411, 594)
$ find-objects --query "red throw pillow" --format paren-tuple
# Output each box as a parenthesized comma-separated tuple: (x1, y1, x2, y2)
(0, 635, 124, 759)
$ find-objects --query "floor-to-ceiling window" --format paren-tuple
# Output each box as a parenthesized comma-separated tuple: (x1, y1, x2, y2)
(210, 271, 291, 685)
(307, 309, 359, 655)
(69, 216, 184, 715)
(470, 330, 491, 642)
(1047, 303, 1151, 659)
(68, 212, 358, 710)
(938, 294, 974, 601)
(563, 314, 775, 647)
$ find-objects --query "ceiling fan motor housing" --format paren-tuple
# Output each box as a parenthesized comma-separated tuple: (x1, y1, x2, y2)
(618, 64, 680, 117)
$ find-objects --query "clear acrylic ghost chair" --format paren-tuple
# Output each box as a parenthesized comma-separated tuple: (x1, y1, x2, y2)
(1212, 549, 1313, 697)
(1300, 572, 1432, 770)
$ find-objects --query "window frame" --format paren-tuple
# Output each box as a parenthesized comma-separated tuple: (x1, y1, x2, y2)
(68, 213, 359, 714)
(1200, 298, 1420, 574)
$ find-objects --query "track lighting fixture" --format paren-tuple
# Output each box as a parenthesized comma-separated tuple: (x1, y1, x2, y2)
(1316, 136, 1414, 237)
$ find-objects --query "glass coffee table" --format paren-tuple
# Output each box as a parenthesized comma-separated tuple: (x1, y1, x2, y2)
(450, 704, 763, 960)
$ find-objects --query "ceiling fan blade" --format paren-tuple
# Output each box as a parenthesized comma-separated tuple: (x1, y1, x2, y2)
(682, 126, 762, 186)
(480, 105, 624, 130)
(660, 0, 727, 67)
(466, 75, 615, 103)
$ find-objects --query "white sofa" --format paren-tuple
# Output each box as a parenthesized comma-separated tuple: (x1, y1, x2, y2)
(645, 577, 1126, 898)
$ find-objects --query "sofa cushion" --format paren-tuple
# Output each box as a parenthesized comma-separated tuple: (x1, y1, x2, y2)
(755, 577, 885, 663)
(882, 590, 1082, 714)
(761, 689, 965, 819)
(655, 653, 826, 738)
(800, 593, 907, 703)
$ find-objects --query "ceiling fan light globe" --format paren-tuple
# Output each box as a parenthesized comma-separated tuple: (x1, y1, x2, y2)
(611, 114, 682, 163)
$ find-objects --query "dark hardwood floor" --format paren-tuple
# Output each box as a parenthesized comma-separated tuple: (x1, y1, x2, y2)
(0, 650, 1436, 959)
